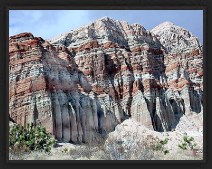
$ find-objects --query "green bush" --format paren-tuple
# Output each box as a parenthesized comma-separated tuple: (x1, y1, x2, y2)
(178, 134, 197, 150)
(9, 123, 56, 152)
(151, 137, 169, 155)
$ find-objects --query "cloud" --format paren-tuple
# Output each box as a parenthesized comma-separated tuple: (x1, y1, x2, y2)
(9, 10, 91, 40)
(9, 10, 203, 43)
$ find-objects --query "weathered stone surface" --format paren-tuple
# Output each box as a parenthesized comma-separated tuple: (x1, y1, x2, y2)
(151, 21, 202, 54)
(151, 21, 203, 129)
(9, 17, 203, 143)
(9, 33, 120, 143)
(105, 118, 203, 160)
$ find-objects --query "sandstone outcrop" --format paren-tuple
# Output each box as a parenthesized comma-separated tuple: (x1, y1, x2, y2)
(104, 119, 203, 160)
(9, 32, 120, 143)
(9, 17, 203, 143)
(151, 21, 202, 54)
(152, 21, 203, 114)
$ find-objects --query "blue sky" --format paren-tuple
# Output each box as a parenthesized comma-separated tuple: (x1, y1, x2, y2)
(9, 10, 203, 43)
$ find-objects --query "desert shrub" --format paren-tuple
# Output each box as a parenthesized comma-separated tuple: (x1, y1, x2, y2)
(105, 136, 148, 159)
(61, 147, 68, 153)
(178, 133, 197, 150)
(9, 123, 56, 153)
(105, 132, 155, 160)
(104, 131, 171, 160)
(150, 137, 169, 155)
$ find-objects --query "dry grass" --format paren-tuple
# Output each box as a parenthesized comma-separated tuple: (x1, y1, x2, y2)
(9, 141, 203, 160)
(9, 120, 203, 160)
(9, 144, 108, 160)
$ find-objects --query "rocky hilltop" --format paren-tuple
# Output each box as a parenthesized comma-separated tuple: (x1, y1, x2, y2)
(151, 21, 202, 54)
(9, 17, 203, 143)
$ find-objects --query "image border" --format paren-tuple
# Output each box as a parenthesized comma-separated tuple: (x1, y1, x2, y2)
(1, 0, 211, 169)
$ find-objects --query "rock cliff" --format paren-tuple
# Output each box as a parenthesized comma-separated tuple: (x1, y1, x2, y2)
(152, 22, 203, 118)
(151, 21, 202, 54)
(9, 32, 124, 143)
(9, 17, 203, 143)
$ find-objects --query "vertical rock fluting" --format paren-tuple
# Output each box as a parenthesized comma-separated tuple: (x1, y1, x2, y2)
(151, 21, 203, 131)
(9, 33, 119, 143)
(9, 18, 203, 143)
(9, 33, 54, 133)
(51, 17, 171, 131)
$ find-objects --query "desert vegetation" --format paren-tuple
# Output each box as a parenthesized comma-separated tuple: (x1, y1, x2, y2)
(9, 123, 56, 155)
(9, 122, 202, 160)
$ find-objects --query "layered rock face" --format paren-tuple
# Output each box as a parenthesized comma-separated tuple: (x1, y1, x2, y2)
(151, 22, 203, 120)
(151, 21, 202, 54)
(9, 17, 203, 143)
(9, 33, 119, 143)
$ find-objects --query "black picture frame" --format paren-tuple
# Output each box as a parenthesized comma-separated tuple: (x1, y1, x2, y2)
(1, 0, 211, 169)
